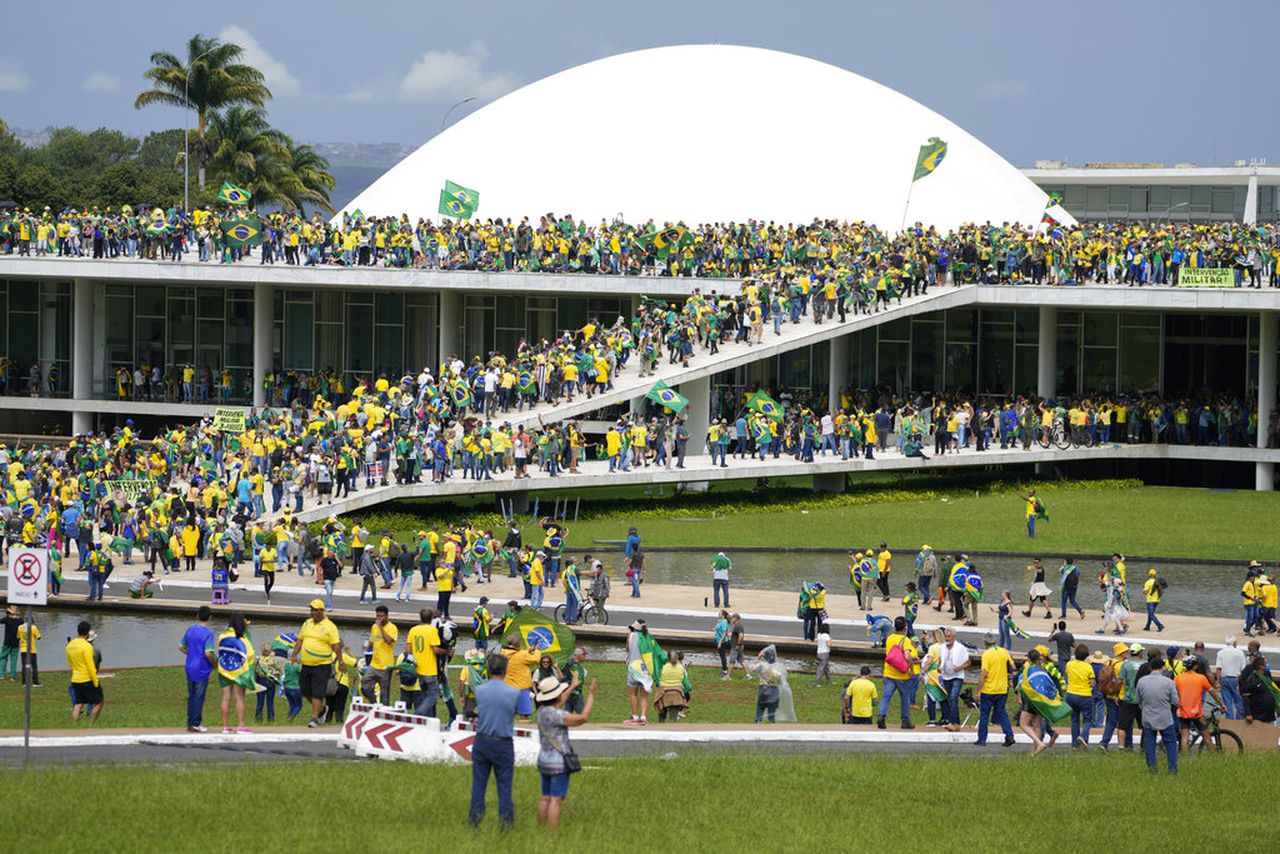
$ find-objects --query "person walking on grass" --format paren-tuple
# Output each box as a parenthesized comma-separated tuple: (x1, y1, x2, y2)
(1064, 644, 1096, 748)
(728, 613, 749, 680)
(877, 616, 919, 730)
(291, 599, 345, 727)
(814, 622, 832, 686)
(714, 610, 731, 679)
(1017, 649, 1059, 757)
(179, 605, 216, 732)
(1135, 651, 1180, 774)
(470, 653, 521, 829)
(67, 621, 103, 724)
(624, 620, 653, 725)
(535, 674, 597, 834)
(974, 631, 1017, 747)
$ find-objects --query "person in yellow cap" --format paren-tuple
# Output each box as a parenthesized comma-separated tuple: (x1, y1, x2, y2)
(290, 599, 344, 727)
(1142, 569, 1166, 632)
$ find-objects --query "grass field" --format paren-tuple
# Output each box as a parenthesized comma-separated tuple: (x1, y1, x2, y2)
(359, 478, 1280, 560)
(1, 661, 908, 730)
(4, 753, 1271, 852)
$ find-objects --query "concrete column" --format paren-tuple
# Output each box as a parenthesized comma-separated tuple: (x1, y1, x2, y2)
(253, 283, 273, 408)
(1257, 310, 1276, 490)
(829, 334, 850, 413)
(813, 472, 846, 493)
(1244, 173, 1259, 226)
(72, 278, 93, 435)
(680, 375, 711, 457)
(438, 291, 461, 364)
(1037, 306, 1057, 400)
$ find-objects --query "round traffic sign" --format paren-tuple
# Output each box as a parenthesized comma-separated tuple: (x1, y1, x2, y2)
(13, 553, 41, 585)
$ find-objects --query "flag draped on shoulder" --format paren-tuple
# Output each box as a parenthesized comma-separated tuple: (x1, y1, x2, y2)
(913, 137, 947, 181)
(505, 608, 576, 660)
(217, 181, 252, 206)
(438, 180, 479, 219)
(1019, 664, 1070, 723)
(216, 629, 257, 690)
(645, 379, 689, 414)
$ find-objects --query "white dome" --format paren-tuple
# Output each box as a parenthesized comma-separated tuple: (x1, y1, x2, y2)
(343, 45, 1068, 233)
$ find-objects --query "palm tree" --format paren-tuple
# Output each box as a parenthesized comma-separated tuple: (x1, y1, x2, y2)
(134, 34, 271, 190)
(207, 105, 289, 184)
(280, 142, 337, 214)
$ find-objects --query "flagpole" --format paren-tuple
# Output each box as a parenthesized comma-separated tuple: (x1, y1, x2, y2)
(899, 179, 915, 234)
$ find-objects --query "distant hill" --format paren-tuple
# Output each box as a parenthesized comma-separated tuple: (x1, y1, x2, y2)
(328, 163, 389, 211)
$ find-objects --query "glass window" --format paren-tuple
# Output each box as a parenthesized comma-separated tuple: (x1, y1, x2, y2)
(375, 326, 403, 377)
(778, 347, 812, 390)
(1108, 185, 1128, 211)
(1128, 187, 1147, 214)
(404, 302, 436, 372)
(980, 321, 1014, 393)
(857, 329, 877, 388)
(1055, 325, 1079, 394)
(911, 337, 941, 392)
(1190, 185, 1211, 209)
(1211, 187, 1234, 214)
(315, 291, 343, 323)
(105, 295, 133, 349)
(944, 342, 976, 391)
(1083, 313, 1117, 346)
(946, 309, 977, 342)
(1015, 344, 1038, 394)
(1149, 185, 1171, 209)
(376, 292, 404, 324)
(283, 301, 314, 370)
(557, 298, 587, 331)
(1121, 312, 1160, 329)
(1082, 346, 1117, 393)
(197, 288, 223, 319)
(879, 316, 911, 341)
(1015, 310, 1039, 343)
(9, 281, 38, 313)
(878, 341, 910, 393)
(1063, 185, 1086, 209)
(135, 316, 165, 365)
(496, 295, 525, 330)
(225, 298, 252, 369)
(1119, 326, 1160, 392)
(137, 285, 166, 315)
(345, 304, 373, 375)
(1086, 186, 1108, 214)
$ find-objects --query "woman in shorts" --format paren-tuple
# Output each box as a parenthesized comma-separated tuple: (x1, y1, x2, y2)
(534, 673, 596, 832)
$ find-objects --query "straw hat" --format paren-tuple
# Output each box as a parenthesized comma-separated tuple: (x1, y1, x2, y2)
(534, 676, 570, 703)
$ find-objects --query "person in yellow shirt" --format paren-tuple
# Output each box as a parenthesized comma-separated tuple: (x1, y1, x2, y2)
(974, 633, 1015, 745)
(17, 613, 41, 686)
(843, 665, 879, 724)
(405, 609, 445, 717)
(1142, 569, 1165, 632)
(876, 543, 892, 600)
(362, 605, 399, 703)
(877, 617, 919, 728)
(501, 633, 540, 717)
(259, 543, 277, 604)
(291, 600, 344, 727)
(435, 558, 455, 618)
(1243, 566, 1262, 636)
(66, 621, 103, 723)
(1063, 644, 1096, 747)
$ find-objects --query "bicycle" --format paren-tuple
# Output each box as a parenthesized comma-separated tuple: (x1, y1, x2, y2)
(1187, 709, 1244, 754)
(1036, 418, 1071, 450)
(553, 600, 609, 626)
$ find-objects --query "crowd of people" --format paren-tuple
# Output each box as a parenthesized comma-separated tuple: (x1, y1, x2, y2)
(5, 205, 1280, 288)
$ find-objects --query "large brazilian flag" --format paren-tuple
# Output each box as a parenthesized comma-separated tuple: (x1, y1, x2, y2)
(505, 608, 575, 661)
(217, 629, 258, 690)
(645, 379, 688, 414)
(1019, 664, 1070, 723)
(747, 389, 783, 422)
(913, 137, 947, 182)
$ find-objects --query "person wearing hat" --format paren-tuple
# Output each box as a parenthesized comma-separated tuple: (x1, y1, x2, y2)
(974, 631, 1017, 747)
(1242, 563, 1262, 637)
(1094, 642, 1129, 749)
(1141, 569, 1166, 632)
(0, 605, 21, 681)
(1115, 642, 1145, 750)
(290, 600, 345, 727)
(533, 668, 596, 832)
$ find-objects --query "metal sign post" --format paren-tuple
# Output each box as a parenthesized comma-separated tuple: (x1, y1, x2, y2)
(8, 547, 49, 769)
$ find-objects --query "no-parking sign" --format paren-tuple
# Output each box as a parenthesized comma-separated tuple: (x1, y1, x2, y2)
(7, 548, 48, 606)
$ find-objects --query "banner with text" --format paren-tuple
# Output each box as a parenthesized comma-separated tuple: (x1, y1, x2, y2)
(1177, 267, 1234, 288)
(107, 479, 157, 502)
(213, 408, 246, 433)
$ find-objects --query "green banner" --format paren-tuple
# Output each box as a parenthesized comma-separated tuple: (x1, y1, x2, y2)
(1177, 267, 1234, 288)
(213, 407, 246, 433)
(107, 479, 156, 503)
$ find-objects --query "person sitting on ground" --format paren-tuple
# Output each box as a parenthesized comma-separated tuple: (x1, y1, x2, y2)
(128, 570, 158, 599)
(655, 650, 690, 722)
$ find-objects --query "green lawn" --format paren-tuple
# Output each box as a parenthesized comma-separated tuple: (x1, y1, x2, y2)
(1, 661, 905, 730)
(4, 754, 1270, 852)
(358, 479, 1280, 560)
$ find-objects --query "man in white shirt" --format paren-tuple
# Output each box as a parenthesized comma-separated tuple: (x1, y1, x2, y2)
(931, 628, 970, 732)
(1214, 635, 1248, 720)
(820, 413, 835, 455)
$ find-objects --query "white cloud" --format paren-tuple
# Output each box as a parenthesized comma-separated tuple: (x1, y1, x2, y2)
(83, 71, 120, 93)
(974, 78, 1032, 101)
(398, 41, 519, 102)
(219, 25, 300, 96)
(0, 70, 28, 92)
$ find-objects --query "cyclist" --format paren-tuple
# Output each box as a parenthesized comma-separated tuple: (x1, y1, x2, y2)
(581, 554, 610, 616)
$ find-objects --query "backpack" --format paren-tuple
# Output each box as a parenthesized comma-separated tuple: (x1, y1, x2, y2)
(1155, 576, 1169, 592)
(1097, 663, 1120, 695)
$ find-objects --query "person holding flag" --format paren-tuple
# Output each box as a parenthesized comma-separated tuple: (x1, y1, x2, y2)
(216, 613, 255, 734)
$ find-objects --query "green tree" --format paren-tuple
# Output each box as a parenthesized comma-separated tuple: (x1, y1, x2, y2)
(134, 33, 271, 191)
(207, 104, 289, 183)
(13, 164, 68, 211)
(252, 139, 336, 214)
(137, 129, 187, 171)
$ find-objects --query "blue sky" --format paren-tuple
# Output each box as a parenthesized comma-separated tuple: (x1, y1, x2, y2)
(0, 0, 1274, 166)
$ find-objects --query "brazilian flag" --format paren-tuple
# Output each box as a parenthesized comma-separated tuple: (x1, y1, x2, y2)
(913, 137, 947, 181)
(963, 569, 984, 602)
(505, 607, 575, 661)
(217, 181, 252, 206)
(1019, 664, 1070, 723)
(747, 389, 783, 422)
(451, 381, 472, 410)
(645, 379, 688, 414)
(651, 226, 686, 250)
(221, 216, 263, 248)
(271, 632, 298, 656)
(518, 369, 535, 394)
(216, 629, 258, 690)
(438, 180, 479, 219)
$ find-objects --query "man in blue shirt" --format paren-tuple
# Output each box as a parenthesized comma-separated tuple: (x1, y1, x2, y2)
(178, 606, 216, 732)
(470, 654, 521, 828)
